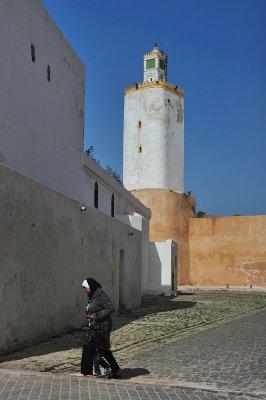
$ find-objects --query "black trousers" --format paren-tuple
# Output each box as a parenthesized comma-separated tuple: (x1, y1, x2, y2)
(93, 351, 110, 374)
(81, 343, 120, 375)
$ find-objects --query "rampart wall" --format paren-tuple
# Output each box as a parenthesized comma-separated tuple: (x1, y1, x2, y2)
(189, 216, 266, 286)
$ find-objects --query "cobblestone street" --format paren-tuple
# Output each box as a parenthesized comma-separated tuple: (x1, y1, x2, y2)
(0, 368, 261, 400)
(0, 291, 265, 399)
(123, 309, 266, 395)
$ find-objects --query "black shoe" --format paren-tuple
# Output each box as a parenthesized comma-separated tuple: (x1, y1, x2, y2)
(105, 369, 122, 379)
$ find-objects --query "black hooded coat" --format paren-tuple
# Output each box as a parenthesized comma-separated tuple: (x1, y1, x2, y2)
(85, 278, 114, 341)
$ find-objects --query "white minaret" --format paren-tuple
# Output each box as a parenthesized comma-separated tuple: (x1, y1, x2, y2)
(123, 45, 184, 193)
(143, 44, 167, 82)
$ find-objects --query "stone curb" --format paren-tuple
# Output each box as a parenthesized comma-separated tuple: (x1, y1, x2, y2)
(0, 368, 264, 399)
(128, 376, 265, 399)
(178, 286, 266, 292)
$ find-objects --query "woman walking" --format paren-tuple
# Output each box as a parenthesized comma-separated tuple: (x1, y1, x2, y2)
(81, 278, 121, 379)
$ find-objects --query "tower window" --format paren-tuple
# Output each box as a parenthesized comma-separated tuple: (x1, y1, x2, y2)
(94, 182, 98, 209)
(111, 194, 114, 217)
(31, 44, 36, 62)
(138, 120, 141, 128)
(47, 65, 51, 82)
(146, 58, 155, 69)
(159, 59, 166, 70)
(138, 145, 142, 154)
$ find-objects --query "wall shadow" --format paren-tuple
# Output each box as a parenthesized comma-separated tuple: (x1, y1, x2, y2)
(0, 295, 196, 365)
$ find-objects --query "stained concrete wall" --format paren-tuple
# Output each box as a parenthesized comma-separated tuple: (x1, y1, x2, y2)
(132, 189, 196, 285)
(189, 216, 266, 286)
(0, 164, 142, 355)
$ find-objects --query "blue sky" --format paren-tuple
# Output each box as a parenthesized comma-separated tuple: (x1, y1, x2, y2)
(42, 0, 266, 216)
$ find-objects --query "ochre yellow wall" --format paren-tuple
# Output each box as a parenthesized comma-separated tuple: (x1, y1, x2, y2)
(189, 216, 266, 286)
(131, 189, 195, 285)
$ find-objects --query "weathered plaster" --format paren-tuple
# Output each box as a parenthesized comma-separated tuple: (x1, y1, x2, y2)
(123, 86, 184, 193)
(0, 0, 150, 225)
(189, 216, 266, 286)
(0, 163, 143, 355)
(132, 189, 196, 285)
(148, 240, 178, 295)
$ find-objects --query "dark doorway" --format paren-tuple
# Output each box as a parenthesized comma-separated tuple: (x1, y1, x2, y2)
(119, 249, 125, 307)
(94, 182, 98, 209)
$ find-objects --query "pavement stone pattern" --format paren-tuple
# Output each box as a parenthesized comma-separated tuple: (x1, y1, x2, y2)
(0, 291, 265, 374)
(0, 369, 261, 400)
(123, 310, 266, 396)
(0, 291, 265, 399)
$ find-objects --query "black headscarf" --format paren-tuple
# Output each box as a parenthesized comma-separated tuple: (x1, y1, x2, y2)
(86, 278, 101, 298)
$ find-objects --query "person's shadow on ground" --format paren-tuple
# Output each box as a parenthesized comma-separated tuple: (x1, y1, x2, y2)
(119, 368, 150, 379)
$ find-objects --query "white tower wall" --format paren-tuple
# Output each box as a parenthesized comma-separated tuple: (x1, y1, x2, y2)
(123, 85, 184, 193)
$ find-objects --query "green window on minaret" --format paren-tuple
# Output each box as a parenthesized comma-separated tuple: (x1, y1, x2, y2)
(146, 58, 155, 69)
(159, 59, 166, 70)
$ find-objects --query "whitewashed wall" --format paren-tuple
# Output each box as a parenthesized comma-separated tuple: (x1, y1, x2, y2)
(0, 0, 150, 224)
(0, 0, 85, 201)
(148, 240, 178, 295)
(116, 214, 149, 295)
(81, 155, 150, 220)
(0, 163, 143, 355)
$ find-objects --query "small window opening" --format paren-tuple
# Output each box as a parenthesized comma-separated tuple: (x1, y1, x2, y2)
(47, 65, 51, 82)
(31, 44, 36, 63)
(138, 120, 141, 128)
(138, 145, 142, 154)
(94, 182, 98, 209)
(111, 194, 115, 217)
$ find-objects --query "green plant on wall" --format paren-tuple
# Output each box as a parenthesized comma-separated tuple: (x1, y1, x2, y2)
(85, 145, 100, 164)
(85, 145, 123, 184)
(105, 165, 123, 184)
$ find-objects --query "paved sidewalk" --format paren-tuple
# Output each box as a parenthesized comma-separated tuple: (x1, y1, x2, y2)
(123, 309, 266, 396)
(0, 368, 261, 400)
(1, 291, 265, 374)
(0, 310, 265, 399)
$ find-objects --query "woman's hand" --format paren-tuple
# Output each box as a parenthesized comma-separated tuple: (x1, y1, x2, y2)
(87, 314, 96, 321)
